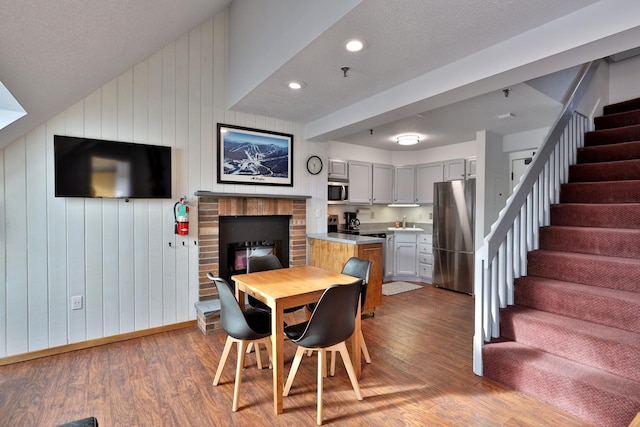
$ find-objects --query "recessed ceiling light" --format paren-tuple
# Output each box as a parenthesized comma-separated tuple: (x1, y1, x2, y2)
(288, 81, 305, 90)
(345, 39, 366, 52)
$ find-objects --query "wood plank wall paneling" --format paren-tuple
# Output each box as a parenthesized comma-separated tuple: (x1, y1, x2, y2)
(0, 10, 324, 358)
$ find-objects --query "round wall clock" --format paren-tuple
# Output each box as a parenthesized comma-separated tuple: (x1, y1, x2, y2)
(306, 155, 323, 175)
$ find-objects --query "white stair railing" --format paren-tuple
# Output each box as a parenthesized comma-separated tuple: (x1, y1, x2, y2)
(473, 60, 601, 375)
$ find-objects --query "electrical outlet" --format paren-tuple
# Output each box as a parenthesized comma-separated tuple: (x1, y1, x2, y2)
(429, 212, 433, 220)
(370, 211, 375, 219)
(71, 295, 83, 310)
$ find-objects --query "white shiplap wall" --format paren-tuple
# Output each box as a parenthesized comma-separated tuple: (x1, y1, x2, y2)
(0, 11, 323, 357)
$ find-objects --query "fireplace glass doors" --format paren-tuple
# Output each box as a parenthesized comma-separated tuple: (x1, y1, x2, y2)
(219, 215, 290, 284)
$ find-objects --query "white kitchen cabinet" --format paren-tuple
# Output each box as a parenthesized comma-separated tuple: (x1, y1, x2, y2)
(466, 157, 477, 179)
(416, 162, 443, 204)
(418, 233, 433, 282)
(372, 163, 393, 204)
(393, 165, 416, 204)
(444, 158, 466, 181)
(348, 161, 372, 204)
(394, 232, 417, 276)
(328, 158, 348, 181)
(385, 233, 395, 280)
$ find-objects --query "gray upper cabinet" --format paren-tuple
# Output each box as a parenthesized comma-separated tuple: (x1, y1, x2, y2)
(348, 161, 372, 204)
(372, 163, 393, 204)
(393, 165, 416, 204)
(465, 157, 477, 179)
(444, 158, 466, 181)
(416, 162, 443, 204)
(328, 158, 349, 181)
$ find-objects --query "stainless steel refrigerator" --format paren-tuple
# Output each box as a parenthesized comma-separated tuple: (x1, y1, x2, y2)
(432, 179, 475, 294)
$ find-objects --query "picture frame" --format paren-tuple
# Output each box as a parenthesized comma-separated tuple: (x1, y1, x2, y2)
(217, 123, 293, 187)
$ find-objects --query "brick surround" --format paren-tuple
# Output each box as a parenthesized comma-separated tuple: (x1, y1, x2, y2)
(197, 196, 307, 302)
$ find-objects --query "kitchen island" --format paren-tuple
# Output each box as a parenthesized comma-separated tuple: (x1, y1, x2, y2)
(307, 233, 383, 314)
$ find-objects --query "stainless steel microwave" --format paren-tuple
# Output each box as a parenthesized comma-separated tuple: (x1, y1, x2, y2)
(328, 182, 348, 202)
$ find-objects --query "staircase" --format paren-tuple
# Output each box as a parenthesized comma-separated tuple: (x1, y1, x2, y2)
(482, 98, 640, 427)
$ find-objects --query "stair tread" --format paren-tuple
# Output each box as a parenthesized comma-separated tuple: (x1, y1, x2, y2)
(584, 123, 640, 147)
(532, 248, 640, 265)
(483, 340, 640, 427)
(594, 109, 640, 130)
(515, 276, 640, 333)
(551, 202, 640, 226)
(603, 97, 640, 115)
(540, 225, 640, 257)
(517, 275, 640, 301)
(564, 178, 640, 186)
(484, 340, 640, 392)
(503, 305, 640, 344)
(542, 224, 640, 234)
(560, 180, 640, 203)
(577, 139, 640, 164)
(569, 159, 640, 182)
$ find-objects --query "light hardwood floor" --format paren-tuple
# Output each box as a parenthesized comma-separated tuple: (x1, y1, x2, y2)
(0, 284, 593, 426)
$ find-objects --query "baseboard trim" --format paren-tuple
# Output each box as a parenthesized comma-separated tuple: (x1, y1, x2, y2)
(0, 320, 197, 366)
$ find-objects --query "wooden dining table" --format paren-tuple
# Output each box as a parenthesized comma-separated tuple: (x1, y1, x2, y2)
(232, 265, 362, 415)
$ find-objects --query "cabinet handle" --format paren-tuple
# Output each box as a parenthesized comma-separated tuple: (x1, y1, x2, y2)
(364, 248, 381, 251)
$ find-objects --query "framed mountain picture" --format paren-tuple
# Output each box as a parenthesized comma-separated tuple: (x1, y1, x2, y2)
(217, 123, 293, 187)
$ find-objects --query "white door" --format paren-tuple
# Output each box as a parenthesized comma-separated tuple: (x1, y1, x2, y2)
(511, 155, 534, 190)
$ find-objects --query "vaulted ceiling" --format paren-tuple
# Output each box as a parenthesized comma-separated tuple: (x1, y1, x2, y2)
(2, 0, 640, 151)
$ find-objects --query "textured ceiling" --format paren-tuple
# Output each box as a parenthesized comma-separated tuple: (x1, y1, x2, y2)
(0, 0, 230, 148)
(2, 0, 640, 152)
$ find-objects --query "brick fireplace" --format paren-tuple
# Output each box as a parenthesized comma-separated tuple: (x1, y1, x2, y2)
(197, 195, 308, 302)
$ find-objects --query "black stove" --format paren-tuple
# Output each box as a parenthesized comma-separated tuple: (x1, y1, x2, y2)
(338, 228, 360, 235)
(360, 232, 386, 238)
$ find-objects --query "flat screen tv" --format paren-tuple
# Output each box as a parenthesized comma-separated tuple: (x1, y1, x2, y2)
(54, 135, 172, 199)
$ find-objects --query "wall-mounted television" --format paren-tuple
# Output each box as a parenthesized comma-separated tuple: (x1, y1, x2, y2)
(54, 135, 172, 199)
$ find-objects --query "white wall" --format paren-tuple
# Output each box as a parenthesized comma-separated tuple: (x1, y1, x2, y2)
(609, 54, 640, 104)
(0, 11, 326, 357)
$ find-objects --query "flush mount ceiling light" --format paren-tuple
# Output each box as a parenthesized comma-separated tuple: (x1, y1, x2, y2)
(288, 81, 306, 90)
(345, 39, 366, 52)
(397, 134, 420, 146)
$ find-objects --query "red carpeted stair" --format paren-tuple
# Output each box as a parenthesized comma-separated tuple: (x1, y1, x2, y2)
(483, 97, 640, 427)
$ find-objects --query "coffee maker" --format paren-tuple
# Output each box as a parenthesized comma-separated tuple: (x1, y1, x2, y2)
(344, 212, 360, 231)
(327, 215, 338, 233)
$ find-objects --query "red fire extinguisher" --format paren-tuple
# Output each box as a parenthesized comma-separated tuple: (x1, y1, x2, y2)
(174, 198, 189, 236)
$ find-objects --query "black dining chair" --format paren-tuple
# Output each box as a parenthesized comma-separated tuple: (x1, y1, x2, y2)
(208, 273, 272, 412)
(247, 254, 305, 324)
(307, 257, 373, 371)
(283, 280, 364, 425)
